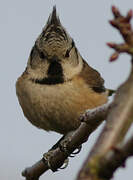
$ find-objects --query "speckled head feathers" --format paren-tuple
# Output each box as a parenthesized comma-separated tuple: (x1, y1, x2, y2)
(36, 6, 73, 57)
(46, 6, 61, 27)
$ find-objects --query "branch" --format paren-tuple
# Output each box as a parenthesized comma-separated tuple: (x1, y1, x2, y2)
(77, 6, 133, 180)
(98, 135, 133, 179)
(107, 6, 133, 61)
(22, 103, 112, 180)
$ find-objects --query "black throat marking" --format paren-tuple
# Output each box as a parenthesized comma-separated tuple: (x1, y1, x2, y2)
(32, 60, 64, 85)
(34, 76, 64, 85)
(48, 60, 63, 76)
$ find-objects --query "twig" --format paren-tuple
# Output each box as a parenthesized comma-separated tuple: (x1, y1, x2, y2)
(22, 103, 112, 180)
(98, 135, 133, 179)
(22, 159, 48, 180)
(107, 6, 133, 61)
(77, 6, 133, 180)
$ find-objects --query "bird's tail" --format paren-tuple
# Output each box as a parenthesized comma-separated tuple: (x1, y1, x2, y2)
(107, 89, 116, 96)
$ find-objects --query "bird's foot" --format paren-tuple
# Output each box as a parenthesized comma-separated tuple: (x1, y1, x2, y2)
(59, 135, 82, 157)
(43, 150, 69, 172)
(59, 158, 69, 169)
(43, 150, 56, 172)
(69, 145, 82, 157)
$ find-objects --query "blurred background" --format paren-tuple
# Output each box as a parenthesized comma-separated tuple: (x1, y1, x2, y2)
(0, 0, 133, 179)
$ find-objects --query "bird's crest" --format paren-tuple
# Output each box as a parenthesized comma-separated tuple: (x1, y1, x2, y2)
(47, 6, 61, 26)
(36, 6, 73, 57)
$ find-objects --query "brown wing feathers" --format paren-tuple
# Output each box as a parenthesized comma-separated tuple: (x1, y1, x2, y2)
(80, 60, 106, 93)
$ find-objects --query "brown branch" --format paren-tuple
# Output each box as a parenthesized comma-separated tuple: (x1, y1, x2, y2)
(22, 6, 133, 180)
(77, 6, 133, 180)
(98, 135, 133, 179)
(107, 6, 133, 61)
(22, 102, 112, 180)
(22, 159, 48, 180)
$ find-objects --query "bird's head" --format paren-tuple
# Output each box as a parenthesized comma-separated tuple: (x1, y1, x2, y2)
(27, 6, 83, 84)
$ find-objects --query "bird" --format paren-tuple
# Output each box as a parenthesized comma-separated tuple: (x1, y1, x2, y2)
(16, 6, 111, 146)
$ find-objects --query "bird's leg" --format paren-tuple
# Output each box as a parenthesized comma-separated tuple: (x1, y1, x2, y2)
(58, 131, 82, 157)
(49, 131, 82, 157)
(46, 132, 81, 160)
(43, 134, 70, 171)
(43, 131, 82, 171)
(50, 135, 67, 151)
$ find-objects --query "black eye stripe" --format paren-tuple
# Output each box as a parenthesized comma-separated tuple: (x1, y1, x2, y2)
(71, 40, 75, 48)
(30, 48, 34, 59)
(34, 43, 47, 60)
(30, 46, 36, 66)
(65, 50, 70, 58)
(39, 51, 46, 59)
(65, 40, 75, 58)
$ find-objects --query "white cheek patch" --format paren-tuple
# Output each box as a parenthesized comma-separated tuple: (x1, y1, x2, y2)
(27, 62, 49, 80)
(63, 56, 83, 81)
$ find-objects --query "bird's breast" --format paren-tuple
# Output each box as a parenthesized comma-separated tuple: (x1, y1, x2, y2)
(16, 76, 108, 134)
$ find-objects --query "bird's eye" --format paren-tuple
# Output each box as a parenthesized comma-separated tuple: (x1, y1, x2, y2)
(65, 50, 70, 58)
(39, 51, 46, 59)
(65, 40, 75, 58)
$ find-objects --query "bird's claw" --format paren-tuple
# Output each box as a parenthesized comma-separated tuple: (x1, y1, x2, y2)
(69, 145, 82, 157)
(59, 158, 69, 169)
(43, 150, 57, 172)
(59, 137, 82, 157)
(43, 150, 69, 172)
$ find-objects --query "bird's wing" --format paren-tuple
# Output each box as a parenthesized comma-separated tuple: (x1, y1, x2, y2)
(80, 60, 106, 93)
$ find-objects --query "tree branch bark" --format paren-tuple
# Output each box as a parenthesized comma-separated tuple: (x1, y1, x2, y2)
(22, 6, 133, 180)
(77, 6, 133, 180)
(22, 103, 112, 180)
(98, 135, 133, 179)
